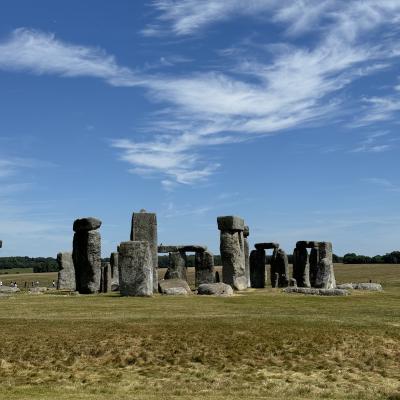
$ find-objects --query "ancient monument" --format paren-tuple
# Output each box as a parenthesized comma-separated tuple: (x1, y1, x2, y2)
(110, 252, 119, 291)
(119, 241, 153, 296)
(270, 248, 289, 288)
(130, 210, 158, 292)
(195, 249, 215, 287)
(100, 262, 112, 293)
(217, 216, 247, 290)
(56, 252, 76, 290)
(72, 217, 102, 294)
(243, 226, 251, 287)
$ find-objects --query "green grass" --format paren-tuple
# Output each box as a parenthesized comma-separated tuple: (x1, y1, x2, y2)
(0, 267, 33, 275)
(0, 264, 399, 400)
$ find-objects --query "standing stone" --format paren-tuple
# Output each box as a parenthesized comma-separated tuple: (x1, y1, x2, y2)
(73, 219, 102, 294)
(309, 245, 320, 287)
(314, 241, 336, 289)
(270, 248, 289, 288)
(165, 251, 187, 280)
(119, 241, 153, 297)
(218, 216, 247, 291)
(243, 225, 250, 288)
(130, 210, 158, 292)
(110, 252, 119, 291)
(100, 262, 112, 293)
(56, 252, 76, 290)
(292, 244, 311, 288)
(195, 250, 215, 287)
(249, 249, 266, 288)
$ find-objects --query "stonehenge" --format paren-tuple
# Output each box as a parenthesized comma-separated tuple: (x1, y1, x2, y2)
(100, 262, 112, 293)
(218, 216, 247, 290)
(165, 250, 187, 280)
(110, 252, 119, 291)
(56, 252, 76, 290)
(72, 217, 102, 294)
(119, 241, 153, 297)
(131, 210, 158, 292)
(195, 250, 215, 287)
(249, 249, 266, 288)
(243, 226, 250, 287)
(270, 248, 289, 288)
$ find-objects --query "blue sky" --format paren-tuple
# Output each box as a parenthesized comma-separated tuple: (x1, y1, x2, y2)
(0, 0, 399, 257)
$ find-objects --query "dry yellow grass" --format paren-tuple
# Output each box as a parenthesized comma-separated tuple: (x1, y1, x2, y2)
(0, 264, 399, 400)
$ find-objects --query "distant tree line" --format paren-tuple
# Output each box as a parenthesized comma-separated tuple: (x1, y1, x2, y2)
(0, 257, 59, 272)
(342, 251, 400, 264)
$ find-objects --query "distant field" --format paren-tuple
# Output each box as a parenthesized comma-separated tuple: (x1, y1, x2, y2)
(0, 264, 398, 400)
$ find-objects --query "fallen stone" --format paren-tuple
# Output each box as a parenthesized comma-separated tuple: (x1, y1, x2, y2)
(336, 282, 383, 291)
(283, 287, 349, 296)
(336, 283, 354, 290)
(0, 286, 20, 293)
(29, 287, 48, 294)
(119, 241, 153, 297)
(57, 252, 76, 291)
(254, 242, 279, 250)
(197, 282, 233, 296)
(73, 217, 102, 232)
(158, 279, 191, 295)
(217, 216, 245, 231)
(163, 287, 189, 295)
(130, 211, 158, 292)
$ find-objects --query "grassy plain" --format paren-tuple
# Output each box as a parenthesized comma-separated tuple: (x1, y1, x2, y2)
(0, 264, 399, 400)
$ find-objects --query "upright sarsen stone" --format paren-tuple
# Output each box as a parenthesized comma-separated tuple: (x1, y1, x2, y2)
(195, 250, 215, 287)
(119, 241, 153, 296)
(56, 252, 76, 290)
(292, 244, 310, 288)
(100, 262, 112, 293)
(218, 216, 247, 290)
(73, 222, 101, 294)
(243, 226, 250, 288)
(130, 210, 158, 292)
(249, 249, 266, 288)
(270, 248, 289, 288)
(314, 241, 336, 289)
(309, 244, 320, 287)
(165, 251, 187, 280)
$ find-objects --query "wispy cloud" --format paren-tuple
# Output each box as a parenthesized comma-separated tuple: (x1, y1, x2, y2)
(351, 131, 393, 153)
(0, 28, 139, 86)
(363, 177, 400, 192)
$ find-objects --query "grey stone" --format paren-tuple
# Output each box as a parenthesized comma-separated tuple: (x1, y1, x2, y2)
(119, 241, 153, 297)
(249, 249, 266, 288)
(354, 283, 383, 291)
(73, 230, 101, 294)
(110, 252, 119, 291)
(100, 262, 112, 293)
(309, 246, 320, 287)
(289, 278, 297, 287)
(296, 240, 319, 248)
(292, 246, 310, 288)
(197, 282, 233, 296)
(158, 245, 207, 253)
(158, 279, 191, 295)
(28, 287, 48, 294)
(336, 283, 355, 290)
(220, 230, 247, 290)
(130, 211, 158, 292)
(270, 248, 289, 288)
(73, 217, 102, 232)
(314, 242, 336, 289)
(215, 271, 220, 283)
(283, 287, 349, 296)
(0, 286, 20, 293)
(165, 251, 187, 280)
(243, 226, 250, 287)
(254, 242, 280, 250)
(217, 216, 245, 231)
(163, 287, 189, 295)
(195, 250, 215, 287)
(56, 252, 76, 291)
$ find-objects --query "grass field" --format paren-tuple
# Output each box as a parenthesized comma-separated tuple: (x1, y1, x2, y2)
(0, 264, 399, 400)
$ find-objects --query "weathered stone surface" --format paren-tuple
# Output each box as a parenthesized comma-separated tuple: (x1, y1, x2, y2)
(110, 252, 119, 291)
(336, 282, 383, 291)
(296, 240, 319, 248)
(130, 211, 158, 292)
(220, 230, 247, 290)
(217, 216, 245, 231)
(165, 251, 187, 280)
(314, 242, 336, 289)
(195, 250, 215, 287)
(0, 286, 20, 293)
(283, 287, 349, 296)
(309, 246, 320, 287)
(270, 248, 289, 288)
(100, 262, 112, 293)
(215, 271, 220, 283)
(73, 230, 101, 294)
(289, 278, 297, 287)
(249, 249, 266, 288)
(254, 242, 279, 250)
(56, 252, 76, 291)
(292, 246, 310, 288)
(158, 245, 207, 253)
(28, 287, 48, 294)
(158, 279, 191, 295)
(119, 241, 153, 297)
(73, 217, 102, 232)
(197, 282, 233, 296)
(243, 226, 250, 288)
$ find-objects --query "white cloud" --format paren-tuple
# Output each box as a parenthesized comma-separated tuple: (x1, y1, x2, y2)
(363, 178, 400, 192)
(351, 131, 393, 153)
(0, 28, 138, 86)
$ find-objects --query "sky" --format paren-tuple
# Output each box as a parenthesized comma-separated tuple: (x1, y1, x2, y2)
(0, 0, 399, 257)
